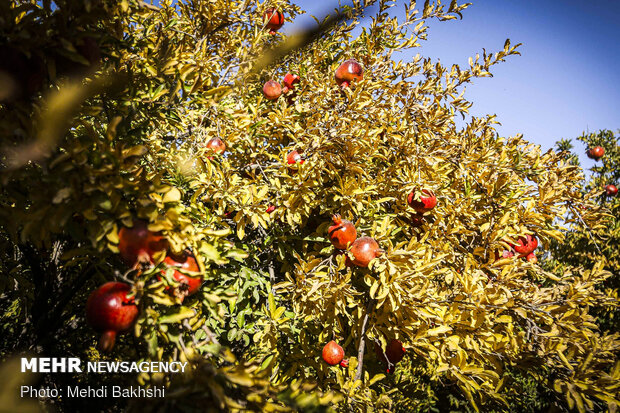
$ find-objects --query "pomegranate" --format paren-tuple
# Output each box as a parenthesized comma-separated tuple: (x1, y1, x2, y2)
(407, 189, 437, 213)
(282, 73, 300, 93)
(263, 8, 284, 34)
(162, 251, 203, 298)
(266, 205, 276, 213)
(86, 282, 139, 352)
(263, 80, 282, 100)
(512, 234, 538, 256)
(385, 339, 406, 364)
(328, 214, 357, 249)
(605, 184, 618, 196)
(334, 59, 364, 88)
(286, 150, 304, 166)
(586, 146, 605, 160)
(118, 220, 168, 267)
(205, 137, 226, 154)
(374, 339, 406, 373)
(322, 340, 344, 366)
(349, 236, 382, 267)
(525, 252, 537, 263)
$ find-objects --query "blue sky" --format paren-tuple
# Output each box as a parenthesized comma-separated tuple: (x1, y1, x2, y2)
(286, 0, 620, 168)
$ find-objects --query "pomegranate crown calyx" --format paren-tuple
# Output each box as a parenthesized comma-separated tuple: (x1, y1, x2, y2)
(332, 214, 342, 224)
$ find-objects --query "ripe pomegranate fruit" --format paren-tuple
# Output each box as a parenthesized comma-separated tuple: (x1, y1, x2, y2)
(263, 8, 284, 34)
(349, 237, 382, 267)
(162, 251, 203, 298)
(605, 184, 618, 196)
(385, 339, 406, 364)
(282, 73, 300, 92)
(322, 340, 345, 366)
(335, 59, 364, 88)
(205, 137, 226, 154)
(374, 339, 406, 373)
(512, 234, 538, 256)
(118, 220, 168, 267)
(328, 214, 357, 249)
(263, 80, 282, 100)
(407, 189, 437, 213)
(266, 205, 276, 213)
(586, 146, 605, 160)
(525, 252, 537, 263)
(86, 282, 139, 352)
(286, 150, 304, 166)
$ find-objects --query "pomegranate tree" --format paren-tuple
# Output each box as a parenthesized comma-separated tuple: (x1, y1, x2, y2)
(86, 282, 139, 352)
(327, 214, 357, 249)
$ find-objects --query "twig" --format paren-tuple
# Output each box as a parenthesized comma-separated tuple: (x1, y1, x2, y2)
(354, 299, 375, 381)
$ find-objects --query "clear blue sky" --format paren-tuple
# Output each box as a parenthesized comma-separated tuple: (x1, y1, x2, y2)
(286, 0, 620, 168)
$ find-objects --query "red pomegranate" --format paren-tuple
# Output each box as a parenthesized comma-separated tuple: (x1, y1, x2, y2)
(282, 73, 300, 92)
(328, 214, 357, 249)
(263, 8, 284, 34)
(86, 282, 139, 352)
(586, 146, 605, 160)
(263, 80, 282, 100)
(349, 237, 382, 267)
(605, 184, 618, 196)
(407, 189, 437, 213)
(525, 252, 537, 263)
(385, 339, 406, 364)
(322, 340, 345, 366)
(266, 205, 276, 213)
(286, 150, 304, 166)
(118, 220, 168, 267)
(374, 339, 406, 373)
(512, 234, 538, 256)
(335, 59, 364, 88)
(206, 137, 226, 154)
(162, 251, 203, 298)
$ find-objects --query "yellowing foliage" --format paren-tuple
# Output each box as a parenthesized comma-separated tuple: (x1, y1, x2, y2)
(0, 0, 618, 412)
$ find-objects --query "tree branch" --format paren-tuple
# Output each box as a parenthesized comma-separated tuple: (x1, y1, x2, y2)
(354, 299, 375, 381)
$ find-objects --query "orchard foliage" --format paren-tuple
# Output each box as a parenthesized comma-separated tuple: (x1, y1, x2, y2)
(552, 131, 620, 333)
(0, 0, 619, 412)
